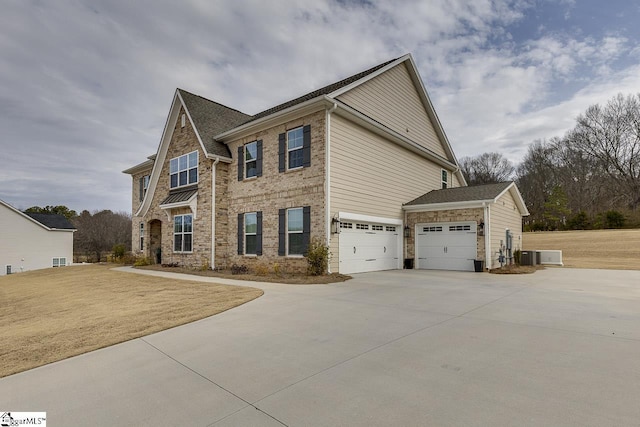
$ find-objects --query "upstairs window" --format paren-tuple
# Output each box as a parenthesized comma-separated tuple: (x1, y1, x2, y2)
(174, 214, 193, 252)
(441, 169, 448, 189)
(279, 125, 310, 172)
(139, 175, 150, 202)
(245, 141, 258, 179)
(287, 127, 304, 169)
(170, 151, 198, 189)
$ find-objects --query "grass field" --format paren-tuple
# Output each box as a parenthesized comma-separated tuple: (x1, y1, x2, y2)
(0, 264, 262, 378)
(524, 229, 640, 270)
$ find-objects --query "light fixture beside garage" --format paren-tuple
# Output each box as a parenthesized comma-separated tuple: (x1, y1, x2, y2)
(478, 220, 484, 236)
(331, 217, 340, 234)
(404, 226, 411, 238)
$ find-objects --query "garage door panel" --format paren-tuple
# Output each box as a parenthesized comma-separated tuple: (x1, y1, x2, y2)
(339, 221, 399, 274)
(415, 222, 477, 272)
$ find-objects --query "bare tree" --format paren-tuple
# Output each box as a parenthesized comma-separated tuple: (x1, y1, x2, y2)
(568, 93, 640, 210)
(459, 152, 515, 185)
(73, 210, 132, 262)
(516, 140, 559, 225)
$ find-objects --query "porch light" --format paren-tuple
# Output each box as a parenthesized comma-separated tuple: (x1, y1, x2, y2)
(331, 217, 340, 234)
(404, 226, 411, 238)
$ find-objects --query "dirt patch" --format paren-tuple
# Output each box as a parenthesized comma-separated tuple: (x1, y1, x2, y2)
(524, 229, 640, 270)
(490, 265, 539, 274)
(0, 264, 262, 378)
(136, 264, 352, 284)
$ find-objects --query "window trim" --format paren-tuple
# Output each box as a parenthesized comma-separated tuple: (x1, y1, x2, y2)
(287, 127, 304, 171)
(441, 169, 448, 189)
(286, 207, 304, 256)
(170, 151, 198, 189)
(244, 141, 258, 179)
(244, 212, 258, 255)
(52, 257, 66, 267)
(173, 214, 193, 253)
(139, 223, 144, 251)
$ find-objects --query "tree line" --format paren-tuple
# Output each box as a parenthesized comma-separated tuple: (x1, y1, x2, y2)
(24, 205, 132, 261)
(459, 93, 640, 231)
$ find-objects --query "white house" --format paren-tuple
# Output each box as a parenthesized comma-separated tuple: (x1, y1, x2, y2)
(0, 199, 75, 276)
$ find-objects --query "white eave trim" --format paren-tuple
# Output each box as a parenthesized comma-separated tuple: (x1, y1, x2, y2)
(337, 211, 403, 225)
(403, 200, 493, 212)
(494, 182, 530, 216)
(214, 96, 332, 142)
(122, 159, 154, 175)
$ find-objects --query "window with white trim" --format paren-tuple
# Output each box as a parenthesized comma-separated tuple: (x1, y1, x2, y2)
(170, 151, 198, 189)
(287, 127, 304, 169)
(423, 226, 443, 232)
(356, 223, 369, 230)
(372, 225, 383, 231)
(386, 226, 396, 232)
(174, 214, 193, 252)
(245, 212, 257, 255)
(287, 207, 304, 255)
(245, 141, 257, 179)
(449, 225, 471, 231)
(52, 257, 66, 267)
(340, 222, 353, 229)
(139, 223, 144, 251)
(441, 169, 448, 189)
(181, 113, 186, 128)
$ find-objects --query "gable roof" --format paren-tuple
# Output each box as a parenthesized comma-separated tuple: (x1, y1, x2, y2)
(405, 182, 513, 206)
(177, 89, 252, 158)
(404, 181, 529, 216)
(24, 212, 76, 230)
(244, 57, 399, 124)
(0, 199, 76, 232)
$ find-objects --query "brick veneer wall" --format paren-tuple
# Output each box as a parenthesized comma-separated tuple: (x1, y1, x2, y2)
(405, 208, 485, 262)
(223, 110, 326, 273)
(139, 106, 214, 268)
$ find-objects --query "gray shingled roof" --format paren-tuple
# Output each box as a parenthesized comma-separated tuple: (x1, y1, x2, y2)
(160, 187, 198, 205)
(178, 90, 252, 158)
(404, 182, 513, 206)
(177, 57, 400, 157)
(24, 213, 75, 229)
(245, 57, 399, 123)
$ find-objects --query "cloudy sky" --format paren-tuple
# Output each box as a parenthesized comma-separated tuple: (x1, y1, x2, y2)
(1, 0, 639, 213)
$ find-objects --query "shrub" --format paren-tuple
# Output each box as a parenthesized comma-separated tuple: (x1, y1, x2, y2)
(567, 211, 590, 230)
(254, 263, 269, 276)
(112, 244, 127, 261)
(603, 210, 626, 229)
(133, 256, 151, 267)
(231, 263, 248, 275)
(120, 251, 138, 265)
(272, 263, 281, 276)
(200, 257, 210, 271)
(513, 249, 521, 265)
(305, 237, 329, 276)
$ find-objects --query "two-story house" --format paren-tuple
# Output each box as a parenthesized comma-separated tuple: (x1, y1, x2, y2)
(124, 54, 528, 274)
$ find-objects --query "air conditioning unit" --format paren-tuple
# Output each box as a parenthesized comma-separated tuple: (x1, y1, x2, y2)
(536, 250, 563, 266)
(520, 251, 537, 266)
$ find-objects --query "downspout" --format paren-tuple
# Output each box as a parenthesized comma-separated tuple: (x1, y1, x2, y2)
(483, 202, 491, 270)
(211, 157, 220, 269)
(325, 102, 338, 273)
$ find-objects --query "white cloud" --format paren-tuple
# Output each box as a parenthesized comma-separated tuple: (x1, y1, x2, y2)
(0, 0, 637, 212)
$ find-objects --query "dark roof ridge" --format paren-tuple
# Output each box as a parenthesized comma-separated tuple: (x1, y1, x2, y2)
(404, 181, 514, 206)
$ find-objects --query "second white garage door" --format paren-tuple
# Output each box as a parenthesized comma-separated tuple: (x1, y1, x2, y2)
(416, 221, 477, 271)
(339, 222, 400, 274)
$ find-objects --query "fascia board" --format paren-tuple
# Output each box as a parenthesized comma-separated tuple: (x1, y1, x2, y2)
(122, 159, 154, 175)
(135, 90, 182, 217)
(214, 97, 332, 142)
(337, 211, 403, 225)
(332, 100, 457, 170)
(402, 200, 493, 212)
(493, 182, 530, 216)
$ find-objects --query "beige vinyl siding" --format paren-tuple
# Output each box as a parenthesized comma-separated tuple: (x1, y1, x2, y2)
(489, 189, 524, 269)
(337, 63, 447, 158)
(0, 203, 74, 275)
(451, 172, 460, 188)
(329, 115, 444, 271)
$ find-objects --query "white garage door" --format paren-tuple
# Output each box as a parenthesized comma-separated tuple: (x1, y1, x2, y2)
(416, 222, 477, 271)
(339, 221, 400, 274)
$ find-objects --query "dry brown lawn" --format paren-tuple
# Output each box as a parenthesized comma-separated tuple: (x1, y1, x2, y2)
(524, 229, 640, 270)
(0, 264, 262, 378)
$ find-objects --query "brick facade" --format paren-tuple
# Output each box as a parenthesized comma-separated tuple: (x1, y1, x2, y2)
(223, 110, 326, 273)
(405, 208, 485, 262)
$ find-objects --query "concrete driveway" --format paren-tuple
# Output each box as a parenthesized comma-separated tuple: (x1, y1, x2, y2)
(2, 267, 639, 426)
